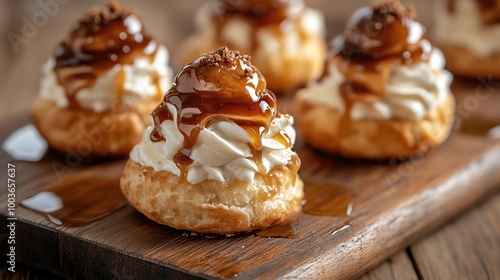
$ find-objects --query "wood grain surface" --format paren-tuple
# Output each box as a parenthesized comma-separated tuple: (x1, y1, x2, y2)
(0, 86, 499, 279)
(358, 251, 418, 280)
(1, 1, 500, 280)
(411, 195, 500, 280)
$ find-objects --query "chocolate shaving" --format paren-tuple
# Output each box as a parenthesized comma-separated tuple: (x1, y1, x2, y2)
(78, 1, 135, 25)
(371, 0, 416, 19)
(199, 46, 251, 66)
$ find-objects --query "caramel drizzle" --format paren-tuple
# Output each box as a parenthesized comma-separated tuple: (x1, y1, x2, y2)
(53, 14, 158, 109)
(324, 5, 431, 135)
(447, 0, 500, 24)
(211, 0, 305, 52)
(151, 90, 278, 150)
(150, 52, 294, 180)
(217, 0, 300, 25)
(447, 0, 456, 12)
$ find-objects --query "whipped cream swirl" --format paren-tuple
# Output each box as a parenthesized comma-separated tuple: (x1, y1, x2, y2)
(194, 3, 326, 58)
(434, 0, 500, 57)
(298, 47, 452, 121)
(130, 103, 297, 185)
(39, 45, 172, 113)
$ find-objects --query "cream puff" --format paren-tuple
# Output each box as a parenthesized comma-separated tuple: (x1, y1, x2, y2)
(178, 0, 326, 94)
(434, 0, 500, 79)
(32, 2, 173, 158)
(120, 47, 303, 234)
(295, 0, 455, 159)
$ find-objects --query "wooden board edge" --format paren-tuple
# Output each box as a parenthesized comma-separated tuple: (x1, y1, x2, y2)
(0, 218, 212, 280)
(281, 143, 500, 280)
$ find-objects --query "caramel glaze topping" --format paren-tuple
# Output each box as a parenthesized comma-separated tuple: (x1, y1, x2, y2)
(447, 0, 500, 25)
(150, 47, 295, 179)
(324, 0, 432, 109)
(212, 0, 305, 51)
(218, 0, 302, 24)
(53, 2, 158, 109)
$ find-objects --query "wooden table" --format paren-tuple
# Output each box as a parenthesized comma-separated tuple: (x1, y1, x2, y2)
(0, 1, 498, 279)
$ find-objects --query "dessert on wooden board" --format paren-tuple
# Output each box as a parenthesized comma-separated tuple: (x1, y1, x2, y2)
(120, 47, 303, 234)
(9, 1, 500, 278)
(295, 0, 455, 159)
(178, 0, 326, 94)
(32, 2, 173, 158)
(434, 0, 500, 79)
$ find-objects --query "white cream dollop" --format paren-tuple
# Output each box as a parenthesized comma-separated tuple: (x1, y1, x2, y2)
(39, 44, 173, 112)
(130, 103, 297, 185)
(191, 3, 325, 71)
(434, 0, 500, 57)
(297, 48, 453, 120)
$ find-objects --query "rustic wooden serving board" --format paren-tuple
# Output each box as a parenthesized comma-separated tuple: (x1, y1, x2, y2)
(1, 81, 500, 280)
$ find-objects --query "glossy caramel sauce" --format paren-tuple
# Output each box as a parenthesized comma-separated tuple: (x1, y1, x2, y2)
(21, 164, 126, 227)
(255, 179, 355, 238)
(331, 220, 352, 236)
(256, 219, 298, 238)
(321, 1, 431, 135)
(302, 180, 355, 217)
(150, 47, 295, 180)
(211, 0, 306, 52)
(447, 0, 456, 12)
(459, 116, 500, 135)
(333, 3, 430, 96)
(447, 0, 500, 25)
(53, 3, 158, 109)
(218, 0, 300, 24)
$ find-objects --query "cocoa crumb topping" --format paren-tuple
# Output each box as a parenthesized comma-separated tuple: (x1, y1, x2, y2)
(78, 1, 134, 25)
(371, 0, 416, 19)
(199, 46, 251, 67)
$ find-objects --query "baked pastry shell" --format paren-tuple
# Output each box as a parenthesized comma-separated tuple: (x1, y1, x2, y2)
(295, 94, 456, 159)
(120, 160, 304, 234)
(31, 97, 160, 158)
(440, 44, 500, 80)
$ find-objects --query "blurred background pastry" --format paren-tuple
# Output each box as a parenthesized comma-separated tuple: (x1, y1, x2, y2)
(120, 47, 303, 234)
(31, 2, 173, 158)
(295, 0, 455, 159)
(434, 0, 500, 79)
(178, 0, 326, 94)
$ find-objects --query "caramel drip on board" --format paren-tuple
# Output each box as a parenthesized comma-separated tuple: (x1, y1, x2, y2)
(331, 220, 352, 236)
(53, 5, 158, 109)
(21, 164, 126, 227)
(256, 178, 355, 238)
(256, 220, 298, 238)
(302, 180, 355, 217)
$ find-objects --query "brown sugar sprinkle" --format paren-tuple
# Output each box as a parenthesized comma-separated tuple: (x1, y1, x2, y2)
(199, 46, 251, 67)
(371, 0, 416, 19)
(78, 1, 134, 25)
